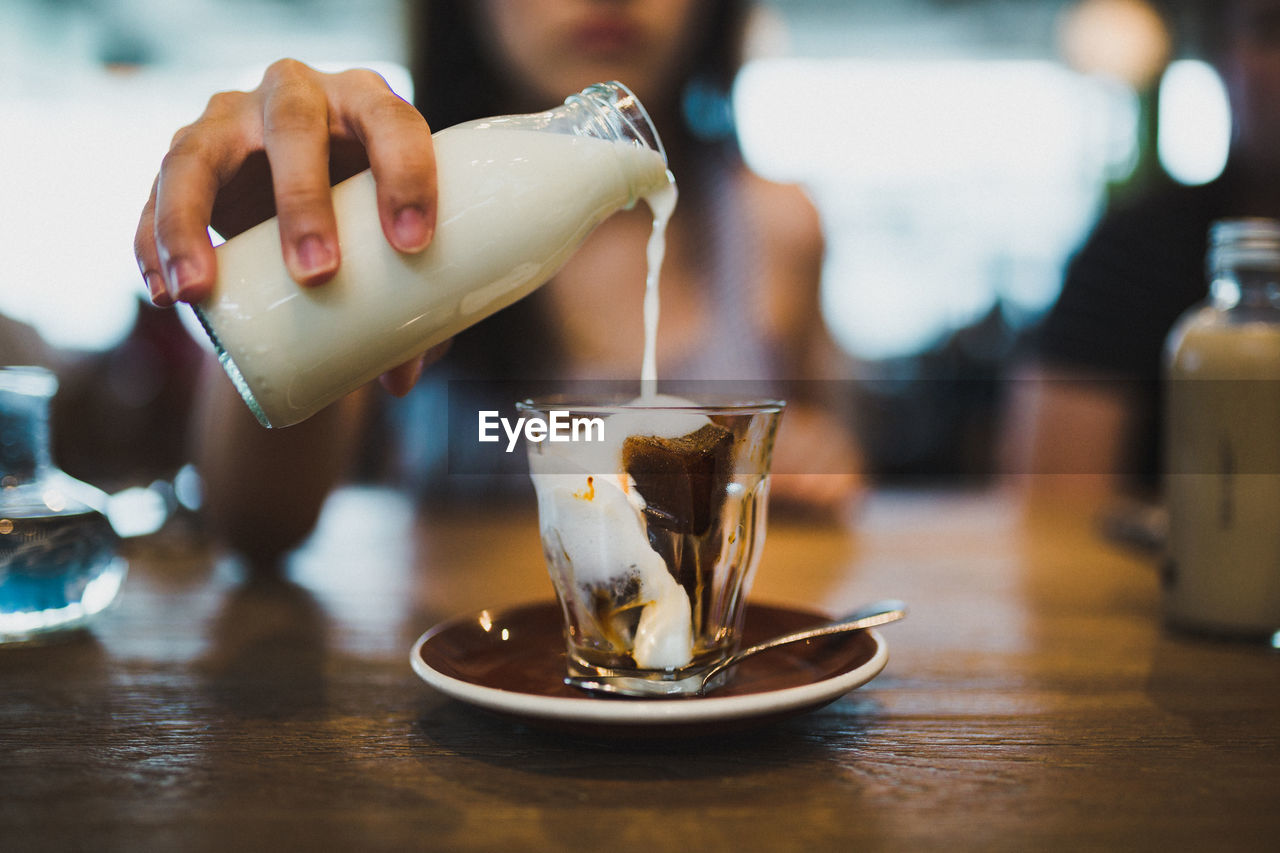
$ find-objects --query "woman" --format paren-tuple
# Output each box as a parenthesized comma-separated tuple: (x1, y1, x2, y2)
(134, 0, 860, 567)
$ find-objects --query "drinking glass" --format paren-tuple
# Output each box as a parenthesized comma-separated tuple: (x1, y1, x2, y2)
(519, 395, 783, 694)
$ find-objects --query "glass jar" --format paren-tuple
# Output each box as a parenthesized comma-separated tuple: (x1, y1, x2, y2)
(1, 366, 126, 642)
(195, 80, 675, 429)
(1163, 218, 1280, 640)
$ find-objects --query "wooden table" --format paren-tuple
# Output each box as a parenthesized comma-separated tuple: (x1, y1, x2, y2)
(3, 486, 1278, 851)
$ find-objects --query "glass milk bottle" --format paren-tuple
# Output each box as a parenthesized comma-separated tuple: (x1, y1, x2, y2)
(1, 367, 126, 641)
(1163, 218, 1280, 640)
(194, 81, 674, 428)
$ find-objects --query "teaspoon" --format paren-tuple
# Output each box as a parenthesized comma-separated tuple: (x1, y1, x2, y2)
(568, 599, 907, 699)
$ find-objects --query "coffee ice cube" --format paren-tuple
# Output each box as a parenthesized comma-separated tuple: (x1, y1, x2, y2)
(622, 422, 734, 536)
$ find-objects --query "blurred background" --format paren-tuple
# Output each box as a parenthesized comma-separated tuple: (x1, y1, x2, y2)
(0, 0, 1230, 488)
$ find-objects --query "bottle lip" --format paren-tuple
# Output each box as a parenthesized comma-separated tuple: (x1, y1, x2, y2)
(572, 81, 668, 166)
(0, 365, 57, 398)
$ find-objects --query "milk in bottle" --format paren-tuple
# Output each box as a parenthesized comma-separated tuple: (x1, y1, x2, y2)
(1164, 218, 1280, 639)
(193, 82, 674, 428)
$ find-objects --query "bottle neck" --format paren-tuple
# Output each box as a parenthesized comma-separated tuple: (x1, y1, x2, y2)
(457, 82, 671, 208)
(0, 390, 52, 486)
(1211, 266, 1280, 311)
(566, 82, 666, 166)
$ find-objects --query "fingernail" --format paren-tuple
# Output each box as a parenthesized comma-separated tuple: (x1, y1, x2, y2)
(393, 205, 432, 252)
(163, 256, 199, 301)
(144, 271, 172, 306)
(296, 234, 337, 278)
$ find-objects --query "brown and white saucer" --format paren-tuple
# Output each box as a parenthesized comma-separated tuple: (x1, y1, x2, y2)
(410, 601, 888, 736)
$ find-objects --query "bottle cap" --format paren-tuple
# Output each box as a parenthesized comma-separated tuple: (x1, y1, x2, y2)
(1210, 218, 1280, 272)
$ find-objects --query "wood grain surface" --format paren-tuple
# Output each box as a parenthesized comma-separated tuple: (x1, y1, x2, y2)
(3, 486, 1278, 852)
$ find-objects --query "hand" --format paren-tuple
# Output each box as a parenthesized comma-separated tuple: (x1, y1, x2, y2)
(134, 58, 437, 307)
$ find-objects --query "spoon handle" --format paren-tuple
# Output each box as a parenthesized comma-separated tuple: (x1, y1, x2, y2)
(699, 599, 908, 691)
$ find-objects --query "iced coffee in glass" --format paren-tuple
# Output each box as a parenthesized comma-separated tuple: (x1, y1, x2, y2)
(519, 395, 783, 695)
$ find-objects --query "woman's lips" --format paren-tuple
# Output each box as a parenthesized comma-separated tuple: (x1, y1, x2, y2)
(571, 18, 642, 56)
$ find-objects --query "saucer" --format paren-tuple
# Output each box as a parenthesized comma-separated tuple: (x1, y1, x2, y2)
(410, 601, 888, 736)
